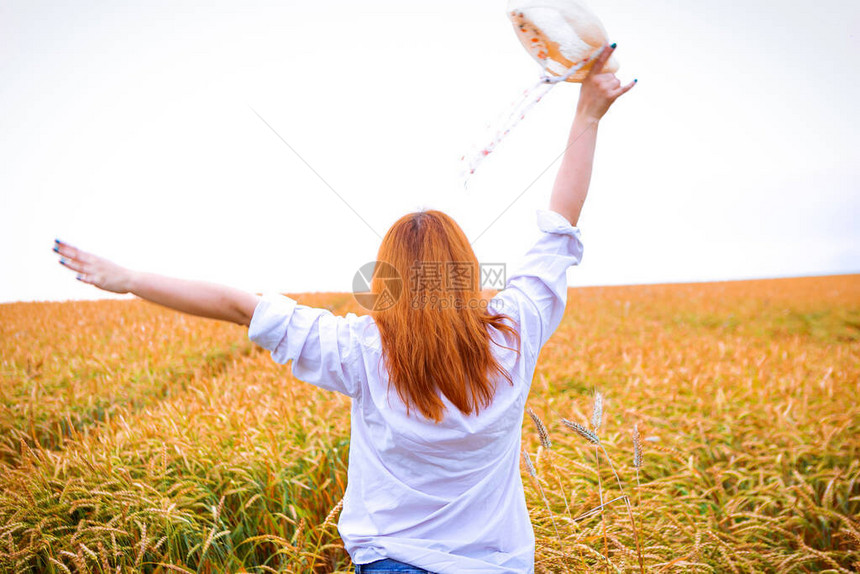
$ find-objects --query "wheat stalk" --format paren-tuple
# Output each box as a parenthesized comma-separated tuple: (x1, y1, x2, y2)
(522, 449, 563, 545)
(598, 441, 645, 573)
(309, 495, 347, 570)
(562, 391, 646, 573)
(590, 394, 645, 574)
(595, 435, 608, 573)
(591, 390, 608, 572)
(134, 520, 148, 568)
(528, 406, 586, 568)
(199, 495, 226, 564)
(560, 411, 608, 570)
(528, 407, 573, 518)
(571, 495, 629, 522)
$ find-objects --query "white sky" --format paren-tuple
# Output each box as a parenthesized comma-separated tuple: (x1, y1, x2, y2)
(1, 0, 858, 303)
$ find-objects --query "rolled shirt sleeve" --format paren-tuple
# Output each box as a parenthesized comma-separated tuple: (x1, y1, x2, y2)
(248, 293, 362, 398)
(490, 209, 584, 360)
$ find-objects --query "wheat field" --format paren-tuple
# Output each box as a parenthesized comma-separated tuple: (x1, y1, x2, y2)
(0, 275, 857, 573)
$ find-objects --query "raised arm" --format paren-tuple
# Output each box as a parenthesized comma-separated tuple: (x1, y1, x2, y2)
(53, 240, 260, 326)
(549, 43, 635, 226)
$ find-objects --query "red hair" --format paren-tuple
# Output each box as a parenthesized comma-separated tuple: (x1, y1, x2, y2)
(370, 210, 521, 423)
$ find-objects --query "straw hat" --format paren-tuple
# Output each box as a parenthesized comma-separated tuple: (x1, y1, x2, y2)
(508, 0, 619, 82)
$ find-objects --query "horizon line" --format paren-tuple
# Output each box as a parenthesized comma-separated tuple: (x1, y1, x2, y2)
(3, 270, 857, 306)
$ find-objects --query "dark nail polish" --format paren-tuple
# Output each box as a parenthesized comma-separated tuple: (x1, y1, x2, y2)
(53, 246, 59, 253)
(634, 78, 638, 83)
(60, 259, 66, 265)
(610, 42, 617, 49)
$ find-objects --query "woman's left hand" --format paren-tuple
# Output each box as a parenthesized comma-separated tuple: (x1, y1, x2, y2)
(53, 239, 133, 294)
(575, 43, 636, 122)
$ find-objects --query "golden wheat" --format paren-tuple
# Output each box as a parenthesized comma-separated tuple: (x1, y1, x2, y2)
(0, 275, 856, 572)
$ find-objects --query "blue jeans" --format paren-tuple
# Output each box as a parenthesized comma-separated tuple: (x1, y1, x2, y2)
(354, 558, 435, 573)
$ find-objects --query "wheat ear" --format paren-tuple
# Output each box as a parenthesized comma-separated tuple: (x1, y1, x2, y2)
(528, 408, 573, 519)
(590, 392, 609, 573)
(633, 424, 643, 507)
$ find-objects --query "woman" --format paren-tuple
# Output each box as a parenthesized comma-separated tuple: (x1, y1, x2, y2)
(54, 43, 634, 574)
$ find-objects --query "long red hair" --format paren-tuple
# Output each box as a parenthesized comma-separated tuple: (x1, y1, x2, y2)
(370, 210, 521, 423)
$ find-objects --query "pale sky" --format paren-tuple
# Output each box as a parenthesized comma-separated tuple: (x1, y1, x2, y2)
(1, 0, 858, 303)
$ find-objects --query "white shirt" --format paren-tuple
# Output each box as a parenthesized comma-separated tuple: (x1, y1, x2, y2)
(248, 209, 584, 574)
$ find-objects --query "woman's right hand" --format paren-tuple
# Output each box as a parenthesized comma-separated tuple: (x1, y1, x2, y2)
(53, 238, 258, 325)
(575, 43, 636, 121)
(54, 239, 133, 294)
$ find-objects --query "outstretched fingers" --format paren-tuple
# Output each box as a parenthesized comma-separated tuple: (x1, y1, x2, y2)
(54, 239, 78, 261)
(54, 239, 92, 281)
(55, 240, 93, 265)
(59, 256, 86, 274)
(587, 42, 616, 79)
(612, 78, 637, 99)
